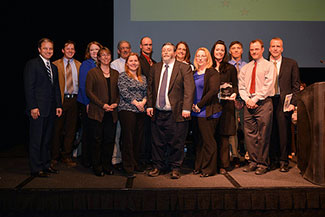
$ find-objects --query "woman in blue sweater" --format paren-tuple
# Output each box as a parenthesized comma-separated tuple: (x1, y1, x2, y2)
(78, 41, 102, 168)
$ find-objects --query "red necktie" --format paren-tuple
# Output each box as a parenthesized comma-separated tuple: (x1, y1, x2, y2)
(249, 61, 257, 94)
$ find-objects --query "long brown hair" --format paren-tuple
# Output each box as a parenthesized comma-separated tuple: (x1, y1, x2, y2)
(125, 53, 143, 82)
(84, 41, 103, 60)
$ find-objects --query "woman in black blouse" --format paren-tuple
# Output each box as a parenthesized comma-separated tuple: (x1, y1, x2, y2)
(118, 53, 147, 178)
(211, 40, 238, 174)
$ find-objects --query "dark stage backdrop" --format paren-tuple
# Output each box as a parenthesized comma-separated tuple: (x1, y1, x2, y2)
(2, 1, 114, 149)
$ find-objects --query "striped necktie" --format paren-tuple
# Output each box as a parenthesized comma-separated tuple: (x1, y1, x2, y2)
(46, 61, 53, 84)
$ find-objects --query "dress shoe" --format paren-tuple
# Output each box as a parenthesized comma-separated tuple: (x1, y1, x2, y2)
(94, 170, 105, 177)
(148, 168, 160, 177)
(255, 167, 268, 175)
(219, 168, 227, 175)
(170, 170, 180, 179)
(243, 165, 257, 172)
(31, 171, 50, 178)
(44, 167, 59, 174)
(103, 169, 114, 175)
(126, 173, 136, 178)
(62, 158, 77, 167)
(280, 163, 289, 172)
(200, 173, 209, 178)
(193, 170, 201, 175)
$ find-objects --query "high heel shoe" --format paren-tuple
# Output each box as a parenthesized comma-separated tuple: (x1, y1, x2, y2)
(200, 173, 209, 178)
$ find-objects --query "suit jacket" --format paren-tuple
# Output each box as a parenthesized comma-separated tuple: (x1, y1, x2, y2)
(196, 68, 222, 117)
(147, 60, 195, 122)
(139, 53, 156, 79)
(86, 66, 119, 123)
(278, 57, 300, 106)
(24, 56, 62, 117)
(53, 58, 81, 103)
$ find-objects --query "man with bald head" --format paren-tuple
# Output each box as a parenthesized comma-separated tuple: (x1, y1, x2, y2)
(268, 37, 300, 172)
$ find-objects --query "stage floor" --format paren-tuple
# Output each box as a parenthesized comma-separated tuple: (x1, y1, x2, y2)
(1, 156, 325, 217)
(0, 157, 318, 190)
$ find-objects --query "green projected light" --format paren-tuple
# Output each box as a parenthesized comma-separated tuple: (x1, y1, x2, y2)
(131, 0, 325, 21)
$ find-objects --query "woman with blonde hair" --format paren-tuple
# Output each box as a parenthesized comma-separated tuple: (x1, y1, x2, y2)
(191, 47, 222, 177)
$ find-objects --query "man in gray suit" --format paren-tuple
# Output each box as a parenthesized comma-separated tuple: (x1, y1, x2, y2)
(146, 42, 195, 179)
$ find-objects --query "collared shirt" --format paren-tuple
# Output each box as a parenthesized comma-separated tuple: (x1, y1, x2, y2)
(156, 58, 176, 110)
(39, 54, 53, 81)
(270, 55, 282, 95)
(228, 59, 247, 74)
(110, 57, 126, 73)
(238, 57, 275, 103)
(142, 52, 153, 65)
(63, 57, 78, 94)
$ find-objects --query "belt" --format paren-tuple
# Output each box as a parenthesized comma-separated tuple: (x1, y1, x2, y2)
(256, 97, 271, 106)
(64, 94, 77, 99)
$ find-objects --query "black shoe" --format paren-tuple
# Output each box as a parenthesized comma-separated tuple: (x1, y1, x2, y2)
(31, 171, 50, 178)
(103, 169, 114, 175)
(170, 170, 180, 179)
(243, 165, 257, 172)
(44, 167, 59, 174)
(279, 163, 289, 172)
(126, 172, 136, 178)
(148, 168, 160, 177)
(94, 170, 105, 177)
(255, 167, 268, 175)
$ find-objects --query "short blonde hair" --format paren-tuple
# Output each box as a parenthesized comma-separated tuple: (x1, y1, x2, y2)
(193, 47, 213, 70)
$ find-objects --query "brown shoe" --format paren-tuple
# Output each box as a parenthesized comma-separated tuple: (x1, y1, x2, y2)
(170, 170, 180, 179)
(62, 158, 77, 167)
(147, 168, 160, 177)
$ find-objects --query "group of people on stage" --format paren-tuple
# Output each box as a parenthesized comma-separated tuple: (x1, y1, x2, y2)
(24, 36, 300, 179)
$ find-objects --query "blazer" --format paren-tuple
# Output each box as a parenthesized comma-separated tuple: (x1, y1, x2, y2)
(147, 60, 195, 122)
(53, 58, 81, 103)
(139, 53, 156, 78)
(219, 63, 238, 136)
(278, 57, 300, 106)
(24, 56, 62, 117)
(196, 68, 222, 117)
(86, 66, 119, 123)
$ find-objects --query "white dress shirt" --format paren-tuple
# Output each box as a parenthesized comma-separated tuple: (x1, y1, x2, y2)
(110, 57, 126, 73)
(238, 57, 275, 104)
(270, 56, 282, 95)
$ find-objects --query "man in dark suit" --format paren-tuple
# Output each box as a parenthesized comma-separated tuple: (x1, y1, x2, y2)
(24, 38, 62, 177)
(139, 36, 156, 168)
(139, 36, 156, 78)
(268, 37, 300, 172)
(146, 42, 195, 179)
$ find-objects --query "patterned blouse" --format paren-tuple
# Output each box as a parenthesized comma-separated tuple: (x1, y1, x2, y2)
(117, 71, 147, 113)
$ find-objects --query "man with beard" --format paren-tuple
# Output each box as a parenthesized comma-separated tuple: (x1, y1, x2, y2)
(146, 42, 195, 179)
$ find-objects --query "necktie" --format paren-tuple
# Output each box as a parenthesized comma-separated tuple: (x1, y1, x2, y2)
(249, 61, 257, 94)
(273, 61, 279, 94)
(66, 60, 74, 94)
(235, 61, 240, 73)
(46, 61, 53, 84)
(158, 64, 169, 108)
